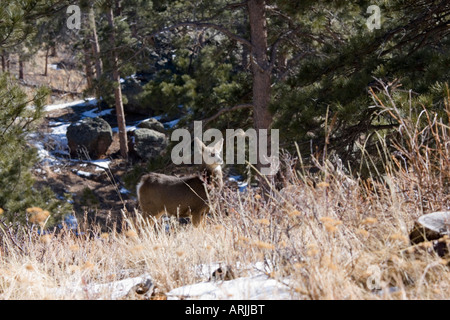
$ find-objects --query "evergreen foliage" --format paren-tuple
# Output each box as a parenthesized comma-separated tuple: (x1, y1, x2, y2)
(0, 73, 71, 225)
(0, 0, 73, 225)
(124, 0, 449, 171)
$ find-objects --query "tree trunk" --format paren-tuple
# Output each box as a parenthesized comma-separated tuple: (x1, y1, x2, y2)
(248, 0, 272, 131)
(106, 7, 128, 160)
(247, 0, 274, 190)
(1, 55, 5, 72)
(82, 8, 93, 89)
(50, 44, 57, 57)
(18, 56, 24, 80)
(115, 0, 122, 16)
(89, 5, 103, 80)
(44, 47, 49, 76)
(83, 42, 94, 89)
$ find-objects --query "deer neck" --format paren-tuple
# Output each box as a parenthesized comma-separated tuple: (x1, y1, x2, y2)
(203, 165, 223, 190)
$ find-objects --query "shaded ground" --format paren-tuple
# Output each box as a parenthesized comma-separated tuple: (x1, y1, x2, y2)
(21, 47, 241, 231)
(32, 103, 149, 231)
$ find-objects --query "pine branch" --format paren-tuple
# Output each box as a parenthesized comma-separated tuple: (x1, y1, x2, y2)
(268, 25, 303, 71)
(146, 21, 253, 50)
(202, 103, 253, 125)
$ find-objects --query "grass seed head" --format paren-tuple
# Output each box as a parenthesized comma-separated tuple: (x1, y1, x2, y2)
(389, 233, 409, 244)
(288, 210, 301, 217)
(125, 229, 138, 238)
(254, 218, 270, 226)
(361, 217, 378, 225)
(28, 207, 50, 227)
(317, 182, 330, 188)
(39, 234, 52, 244)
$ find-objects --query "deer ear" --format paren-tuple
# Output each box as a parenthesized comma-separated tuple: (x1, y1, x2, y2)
(194, 137, 205, 150)
(214, 138, 224, 152)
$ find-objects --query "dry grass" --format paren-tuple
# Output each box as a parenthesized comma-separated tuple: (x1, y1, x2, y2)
(0, 87, 449, 300)
(7, 49, 87, 104)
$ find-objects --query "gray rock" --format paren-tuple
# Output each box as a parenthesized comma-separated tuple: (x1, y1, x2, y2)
(137, 118, 165, 133)
(121, 77, 148, 115)
(133, 128, 167, 160)
(66, 117, 113, 159)
(409, 211, 450, 244)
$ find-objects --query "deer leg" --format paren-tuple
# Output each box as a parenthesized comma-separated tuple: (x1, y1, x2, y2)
(146, 211, 165, 229)
(191, 209, 206, 227)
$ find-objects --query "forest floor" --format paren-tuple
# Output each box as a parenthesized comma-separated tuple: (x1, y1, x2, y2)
(31, 102, 140, 229)
(11, 47, 87, 103)
(15, 47, 146, 229)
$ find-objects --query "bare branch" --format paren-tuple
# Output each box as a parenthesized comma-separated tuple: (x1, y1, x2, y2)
(266, 5, 294, 24)
(268, 25, 302, 71)
(273, 51, 309, 84)
(146, 21, 253, 50)
(225, 2, 248, 10)
(202, 103, 253, 125)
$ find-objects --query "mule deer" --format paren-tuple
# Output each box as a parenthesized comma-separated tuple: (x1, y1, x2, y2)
(137, 137, 223, 226)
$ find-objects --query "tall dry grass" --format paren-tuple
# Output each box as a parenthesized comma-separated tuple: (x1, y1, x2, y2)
(0, 86, 449, 300)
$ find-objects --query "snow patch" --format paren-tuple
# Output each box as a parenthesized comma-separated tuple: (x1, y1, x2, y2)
(44, 98, 97, 112)
(48, 64, 60, 70)
(228, 175, 248, 192)
(167, 274, 295, 300)
(111, 125, 138, 133)
(28, 98, 112, 170)
(51, 274, 152, 299)
(81, 108, 113, 119)
(73, 170, 93, 178)
(91, 159, 111, 170)
(119, 187, 131, 194)
(164, 118, 180, 129)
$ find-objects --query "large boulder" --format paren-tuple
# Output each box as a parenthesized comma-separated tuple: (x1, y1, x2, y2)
(121, 77, 155, 116)
(137, 118, 165, 133)
(132, 128, 167, 160)
(409, 211, 450, 257)
(66, 117, 113, 159)
(409, 211, 450, 244)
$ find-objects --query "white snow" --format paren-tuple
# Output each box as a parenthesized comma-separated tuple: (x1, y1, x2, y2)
(164, 118, 180, 128)
(44, 98, 97, 112)
(81, 108, 113, 118)
(28, 98, 112, 170)
(48, 64, 60, 70)
(111, 125, 138, 133)
(90, 159, 111, 170)
(73, 170, 93, 178)
(167, 274, 296, 300)
(119, 187, 131, 194)
(66, 158, 111, 172)
(31, 139, 63, 166)
(51, 274, 152, 300)
(228, 175, 248, 192)
(164, 261, 298, 300)
(47, 121, 71, 155)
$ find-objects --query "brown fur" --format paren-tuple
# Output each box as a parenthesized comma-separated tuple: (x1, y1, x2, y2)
(137, 138, 223, 226)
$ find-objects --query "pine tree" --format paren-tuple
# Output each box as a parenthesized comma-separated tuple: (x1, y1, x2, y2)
(0, 74, 71, 225)
(0, 0, 73, 225)
(271, 0, 450, 167)
(134, 0, 449, 173)
(106, 3, 128, 159)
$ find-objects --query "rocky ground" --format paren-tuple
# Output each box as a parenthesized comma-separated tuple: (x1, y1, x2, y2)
(31, 100, 147, 230)
(13, 48, 157, 230)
